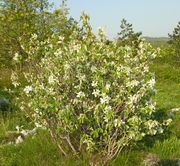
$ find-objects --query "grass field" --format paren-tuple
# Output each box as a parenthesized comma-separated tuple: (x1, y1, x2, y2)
(0, 43, 179, 166)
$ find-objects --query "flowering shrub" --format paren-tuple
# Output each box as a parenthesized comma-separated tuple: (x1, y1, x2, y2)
(15, 13, 170, 164)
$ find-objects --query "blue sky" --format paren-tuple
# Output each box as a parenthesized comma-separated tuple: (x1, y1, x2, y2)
(49, 0, 180, 39)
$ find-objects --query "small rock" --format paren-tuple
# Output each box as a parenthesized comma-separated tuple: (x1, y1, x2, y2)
(171, 108, 180, 113)
(0, 98, 10, 111)
(177, 159, 180, 166)
(143, 153, 160, 166)
(15, 136, 24, 144)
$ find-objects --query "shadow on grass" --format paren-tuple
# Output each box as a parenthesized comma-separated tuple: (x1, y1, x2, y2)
(153, 108, 169, 121)
(0, 88, 20, 118)
(156, 159, 180, 166)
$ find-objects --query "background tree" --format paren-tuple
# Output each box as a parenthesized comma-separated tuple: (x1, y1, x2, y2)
(168, 21, 180, 60)
(117, 19, 142, 47)
(0, 0, 73, 67)
(0, 0, 51, 66)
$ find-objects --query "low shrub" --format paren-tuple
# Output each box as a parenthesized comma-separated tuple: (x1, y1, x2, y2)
(13, 13, 171, 164)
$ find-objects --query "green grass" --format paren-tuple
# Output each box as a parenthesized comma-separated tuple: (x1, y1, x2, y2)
(152, 137, 180, 160)
(0, 67, 12, 90)
(0, 129, 89, 166)
(0, 50, 179, 166)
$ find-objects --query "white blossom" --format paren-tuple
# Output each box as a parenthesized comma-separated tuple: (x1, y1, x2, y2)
(48, 75, 56, 84)
(77, 91, 85, 98)
(92, 89, 100, 97)
(32, 34, 38, 40)
(78, 74, 86, 82)
(91, 66, 97, 73)
(128, 132, 136, 139)
(35, 122, 43, 128)
(91, 81, 98, 87)
(165, 119, 172, 126)
(105, 105, 112, 112)
(24, 86, 33, 94)
(58, 36, 64, 44)
(126, 80, 139, 88)
(128, 95, 137, 104)
(100, 94, 110, 104)
(149, 78, 155, 88)
(13, 53, 20, 61)
(64, 63, 70, 70)
(146, 120, 159, 129)
(11, 72, 20, 87)
(105, 84, 111, 90)
(54, 48, 63, 57)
